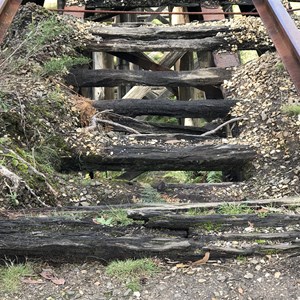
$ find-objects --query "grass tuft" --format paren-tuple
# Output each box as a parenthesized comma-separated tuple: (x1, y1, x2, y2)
(106, 258, 159, 291)
(0, 262, 33, 293)
(218, 203, 254, 215)
(282, 104, 300, 116)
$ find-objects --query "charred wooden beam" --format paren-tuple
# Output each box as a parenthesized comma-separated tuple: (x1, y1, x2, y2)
(66, 68, 231, 88)
(127, 197, 300, 219)
(60, 144, 255, 172)
(84, 36, 273, 52)
(90, 25, 231, 40)
(85, 0, 255, 9)
(0, 217, 195, 262)
(145, 214, 300, 230)
(0, 212, 299, 262)
(91, 99, 236, 119)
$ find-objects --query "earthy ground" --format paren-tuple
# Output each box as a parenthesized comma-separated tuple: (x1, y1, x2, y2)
(1, 254, 299, 300)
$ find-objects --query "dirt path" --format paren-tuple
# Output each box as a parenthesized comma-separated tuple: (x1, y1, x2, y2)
(2, 254, 299, 300)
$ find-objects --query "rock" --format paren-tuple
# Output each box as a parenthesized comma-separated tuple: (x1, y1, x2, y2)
(244, 272, 254, 279)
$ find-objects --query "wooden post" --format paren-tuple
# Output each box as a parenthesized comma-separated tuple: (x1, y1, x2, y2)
(92, 52, 114, 100)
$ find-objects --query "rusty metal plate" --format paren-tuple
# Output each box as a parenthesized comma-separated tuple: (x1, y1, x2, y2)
(201, 6, 224, 21)
(253, 0, 300, 95)
(64, 5, 85, 19)
(0, 0, 21, 44)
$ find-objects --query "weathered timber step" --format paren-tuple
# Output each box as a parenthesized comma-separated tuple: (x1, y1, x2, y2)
(0, 215, 299, 262)
(127, 197, 300, 219)
(90, 25, 231, 40)
(66, 68, 231, 88)
(84, 36, 272, 52)
(90, 99, 236, 119)
(143, 214, 300, 230)
(2, 197, 298, 217)
(85, 0, 229, 8)
(104, 113, 227, 136)
(60, 144, 255, 172)
(85, 0, 256, 9)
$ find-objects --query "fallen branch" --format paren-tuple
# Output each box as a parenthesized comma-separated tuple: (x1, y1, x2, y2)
(85, 111, 141, 134)
(200, 117, 246, 137)
(9, 150, 57, 198)
(0, 165, 21, 192)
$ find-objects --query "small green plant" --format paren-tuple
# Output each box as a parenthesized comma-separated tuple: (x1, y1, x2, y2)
(0, 261, 33, 293)
(257, 211, 269, 218)
(186, 208, 214, 216)
(140, 184, 165, 203)
(236, 255, 247, 262)
(199, 222, 221, 232)
(41, 55, 90, 76)
(126, 280, 141, 292)
(8, 191, 19, 207)
(218, 203, 254, 215)
(255, 239, 266, 244)
(263, 249, 279, 255)
(106, 258, 159, 291)
(282, 104, 300, 116)
(275, 62, 284, 71)
(206, 171, 223, 183)
(95, 208, 134, 226)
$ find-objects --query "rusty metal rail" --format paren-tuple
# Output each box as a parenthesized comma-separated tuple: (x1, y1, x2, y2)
(253, 0, 300, 95)
(0, 0, 21, 44)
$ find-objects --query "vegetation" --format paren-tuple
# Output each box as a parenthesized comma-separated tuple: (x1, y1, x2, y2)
(201, 221, 221, 232)
(41, 55, 90, 76)
(218, 203, 254, 215)
(206, 171, 223, 183)
(0, 261, 33, 293)
(106, 258, 159, 291)
(186, 208, 214, 216)
(95, 208, 135, 226)
(282, 104, 300, 116)
(140, 184, 165, 203)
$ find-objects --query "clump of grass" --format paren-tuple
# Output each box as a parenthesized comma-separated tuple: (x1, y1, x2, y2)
(282, 104, 300, 116)
(41, 55, 90, 76)
(186, 208, 214, 216)
(206, 171, 223, 183)
(218, 203, 254, 215)
(95, 208, 134, 226)
(0, 261, 33, 293)
(255, 239, 266, 244)
(106, 258, 159, 291)
(200, 222, 221, 232)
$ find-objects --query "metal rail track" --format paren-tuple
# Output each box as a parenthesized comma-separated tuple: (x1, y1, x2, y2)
(253, 0, 300, 95)
(0, 0, 21, 44)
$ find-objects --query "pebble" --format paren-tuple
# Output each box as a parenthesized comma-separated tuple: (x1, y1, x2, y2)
(244, 272, 254, 279)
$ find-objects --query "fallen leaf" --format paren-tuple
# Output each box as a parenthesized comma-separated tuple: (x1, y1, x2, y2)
(192, 252, 210, 266)
(51, 278, 65, 285)
(40, 269, 65, 285)
(40, 269, 54, 281)
(21, 278, 44, 284)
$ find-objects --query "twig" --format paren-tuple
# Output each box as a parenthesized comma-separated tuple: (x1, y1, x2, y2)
(85, 111, 140, 134)
(94, 118, 141, 134)
(0, 165, 49, 207)
(8, 150, 58, 197)
(200, 117, 246, 137)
